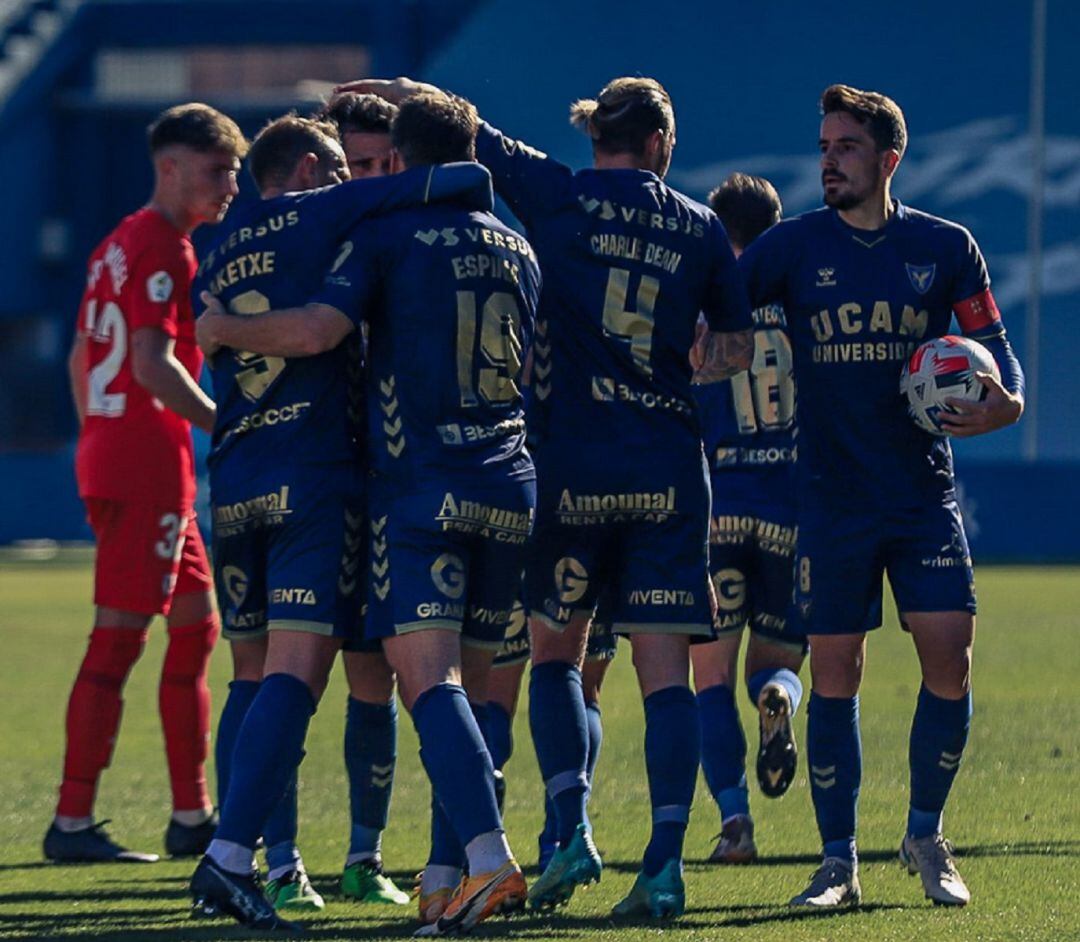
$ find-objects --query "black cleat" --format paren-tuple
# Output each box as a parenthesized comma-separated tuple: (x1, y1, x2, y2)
(44, 821, 159, 863)
(165, 811, 218, 857)
(493, 769, 506, 815)
(190, 855, 301, 932)
(756, 683, 798, 798)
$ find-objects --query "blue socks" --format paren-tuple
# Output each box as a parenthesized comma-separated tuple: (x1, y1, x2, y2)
(261, 768, 299, 866)
(583, 699, 603, 829)
(697, 684, 749, 820)
(214, 679, 258, 806)
(487, 702, 513, 771)
(215, 673, 316, 850)
(413, 684, 501, 851)
(642, 685, 700, 876)
(747, 667, 803, 716)
(529, 661, 589, 846)
(807, 691, 861, 863)
(908, 685, 972, 838)
(216, 678, 299, 860)
(345, 696, 397, 860)
(584, 700, 603, 790)
(427, 700, 496, 867)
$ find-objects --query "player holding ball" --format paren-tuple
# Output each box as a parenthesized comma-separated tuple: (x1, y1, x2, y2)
(737, 84, 1023, 909)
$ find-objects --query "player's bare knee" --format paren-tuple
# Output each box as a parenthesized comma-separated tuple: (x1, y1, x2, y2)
(529, 614, 588, 666)
(581, 658, 611, 703)
(631, 634, 690, 697)
(229, 634, 268, 681)
(343, 650, 395, 703)
(808, 633, 865, 697)
(691, 634, 741, 691)
(166, 590, 216, 629)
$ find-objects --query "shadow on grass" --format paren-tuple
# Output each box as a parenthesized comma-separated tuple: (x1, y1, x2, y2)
(1, 841, 1074, 939)
(0, 901, 904, 941)
(603, 839, 1080, 872)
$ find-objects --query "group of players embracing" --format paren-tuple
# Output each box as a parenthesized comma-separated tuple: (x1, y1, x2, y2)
(54, 70, 1024, 936)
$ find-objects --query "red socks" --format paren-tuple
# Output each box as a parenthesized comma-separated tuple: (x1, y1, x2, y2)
(159, 615, 219, 812)
(57, 627, 147, 818)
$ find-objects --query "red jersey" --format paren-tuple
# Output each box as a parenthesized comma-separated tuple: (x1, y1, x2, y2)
(75, 207, 204, 507)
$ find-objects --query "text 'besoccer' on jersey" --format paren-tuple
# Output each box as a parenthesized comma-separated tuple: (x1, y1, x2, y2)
(192, 164, 492, 501)
(313, 165, 540, 490)
(475, 122, 751, 466)
(75, 207, 202, 507)
(739, 201, 1005, 506)
(691, 301, 797, 505)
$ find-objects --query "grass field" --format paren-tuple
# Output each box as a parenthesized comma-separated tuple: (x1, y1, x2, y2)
(1, 557, 1077, 941)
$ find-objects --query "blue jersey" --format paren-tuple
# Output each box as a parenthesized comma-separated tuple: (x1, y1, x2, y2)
(194, 165, 489, 501)
(476, 122, 751, 471)
(738, 201, 998, 507)
(313, 165, 541, 492)
(692, 302, 796, 507)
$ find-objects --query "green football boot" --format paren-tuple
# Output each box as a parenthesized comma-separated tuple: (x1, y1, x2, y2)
(612, 858, 685, 919)
(341, 859, 410, 905)
(266, 867, 325, 911)
(527, 823, 601, 910)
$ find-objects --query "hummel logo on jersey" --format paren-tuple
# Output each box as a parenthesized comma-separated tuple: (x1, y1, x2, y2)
(906, 262, 937, 295)
(816, 267, 837, 287)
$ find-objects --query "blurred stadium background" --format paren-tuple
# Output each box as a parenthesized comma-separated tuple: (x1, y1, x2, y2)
(0, 0, 1076, 560)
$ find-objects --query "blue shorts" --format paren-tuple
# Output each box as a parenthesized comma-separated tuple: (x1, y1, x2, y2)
(525, 449, 713, 637)
(795, 497, 976, 635)
(366, 478, 536, 649)
(211, 467, 364, 643)
(492, 589, 619, 669)
(709, 496, 806, 654)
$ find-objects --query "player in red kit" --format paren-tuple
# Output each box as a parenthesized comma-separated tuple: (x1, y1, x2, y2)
(46, 104, 248, 863)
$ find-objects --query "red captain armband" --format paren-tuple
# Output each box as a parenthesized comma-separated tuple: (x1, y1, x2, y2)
(953, 289, 1001, 334)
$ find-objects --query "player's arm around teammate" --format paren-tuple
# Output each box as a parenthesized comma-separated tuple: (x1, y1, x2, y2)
(47, 105, 246, 866)
(192, 113, 485, 924)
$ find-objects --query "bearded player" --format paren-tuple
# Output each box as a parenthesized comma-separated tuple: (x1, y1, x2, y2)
(48, 104, 247, 863)
(189, 96, 523, 934)
(337, 74, 752, 918)
(738, 84, 1024, 908)
(193, 114, 469, 916)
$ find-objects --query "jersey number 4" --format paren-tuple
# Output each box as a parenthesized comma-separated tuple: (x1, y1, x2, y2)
(602, 268, 659, 378)
(84, 299, 128, 417)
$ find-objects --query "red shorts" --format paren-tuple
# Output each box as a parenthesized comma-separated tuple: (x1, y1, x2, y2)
(85, 498, 212, 616)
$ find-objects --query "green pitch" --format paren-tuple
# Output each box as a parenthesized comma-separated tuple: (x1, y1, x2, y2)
(1, 557, 1077, 941)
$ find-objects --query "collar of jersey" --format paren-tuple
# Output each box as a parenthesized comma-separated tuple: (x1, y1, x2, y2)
(829, 198, 907, 246)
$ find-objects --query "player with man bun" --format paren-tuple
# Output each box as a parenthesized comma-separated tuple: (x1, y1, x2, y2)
(337, 73, 754, 918)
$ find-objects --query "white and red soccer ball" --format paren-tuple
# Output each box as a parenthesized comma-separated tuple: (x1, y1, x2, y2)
(901, 335, 1000, 436)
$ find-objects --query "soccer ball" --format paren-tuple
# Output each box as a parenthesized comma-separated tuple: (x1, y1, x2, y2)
(901, 335, 1000, 436)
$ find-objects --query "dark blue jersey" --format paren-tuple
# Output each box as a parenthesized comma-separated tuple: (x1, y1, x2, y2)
(476, 122, 751, 469)
(313, 165, 541, 491)
(691, 302, 796, 506)
(738, 201, 1005, 507)
(194, 164, 489, 500)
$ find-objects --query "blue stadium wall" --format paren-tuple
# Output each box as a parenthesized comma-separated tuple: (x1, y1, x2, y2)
(1, 0, 1077, 561)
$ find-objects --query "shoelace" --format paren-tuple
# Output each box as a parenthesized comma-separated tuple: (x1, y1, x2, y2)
(926, 837, 961, 876)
